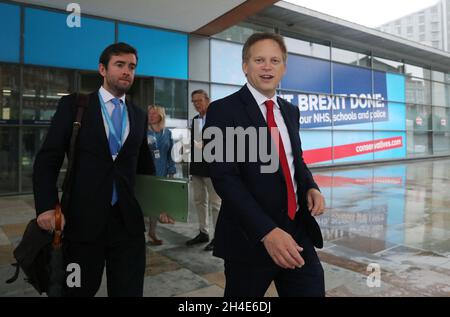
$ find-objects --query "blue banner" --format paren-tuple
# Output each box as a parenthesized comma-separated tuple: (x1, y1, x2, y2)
(279, 57, 406, 164)
(280, 93, 389, 128)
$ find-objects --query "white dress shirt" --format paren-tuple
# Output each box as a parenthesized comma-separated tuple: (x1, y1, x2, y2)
(99, 86, 130, 159)
(246, 83, 299, 209)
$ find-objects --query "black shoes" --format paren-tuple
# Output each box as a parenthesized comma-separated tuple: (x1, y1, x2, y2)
(203, 239, 214, 251)
(185, 231, 209, 246)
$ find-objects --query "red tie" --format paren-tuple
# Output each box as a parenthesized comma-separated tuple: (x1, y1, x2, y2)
(264, 100, 297, 220)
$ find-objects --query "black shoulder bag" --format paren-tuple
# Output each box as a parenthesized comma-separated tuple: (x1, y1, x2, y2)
(5, 93, 90, 295)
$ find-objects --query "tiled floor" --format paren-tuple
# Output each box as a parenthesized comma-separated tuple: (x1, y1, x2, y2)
(1, 158, 450, 297)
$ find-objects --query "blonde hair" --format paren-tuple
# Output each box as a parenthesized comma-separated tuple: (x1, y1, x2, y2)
(147, 105, 166, 130)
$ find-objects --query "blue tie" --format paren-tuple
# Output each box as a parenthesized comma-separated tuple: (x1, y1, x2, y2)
(110, 97, 122, 205)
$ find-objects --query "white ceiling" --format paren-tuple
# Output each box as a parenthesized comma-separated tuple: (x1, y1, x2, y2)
(15, 0, 246, 32)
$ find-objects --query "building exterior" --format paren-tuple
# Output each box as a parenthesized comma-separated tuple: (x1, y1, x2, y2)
(1, 0, 450, 195)
(378, 0, 450, 52)
(212, 2, 450, 166)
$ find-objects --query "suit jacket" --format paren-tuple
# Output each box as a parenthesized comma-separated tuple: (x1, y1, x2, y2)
(33, 91, 154, 242)
(204, 85, 323, 265)
(189, 115, 209, 177)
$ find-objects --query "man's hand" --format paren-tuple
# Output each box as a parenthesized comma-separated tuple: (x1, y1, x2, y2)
(37, 209, 66, 231)
(262, 228, 305, 269)
(158, 212, 175, 224)
(307, 188, 325, 216)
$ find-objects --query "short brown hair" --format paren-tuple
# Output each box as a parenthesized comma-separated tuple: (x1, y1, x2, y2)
(242, 32, 287, 64)
(99, 42, 138, 69)
(191, 89, 210, 100)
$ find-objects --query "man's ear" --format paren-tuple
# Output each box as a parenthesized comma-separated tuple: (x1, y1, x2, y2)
(98, 63, 106, 77)
(242, 62, 248, 76)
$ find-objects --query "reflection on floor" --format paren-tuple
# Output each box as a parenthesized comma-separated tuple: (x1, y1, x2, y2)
(1, 158, 450, 297)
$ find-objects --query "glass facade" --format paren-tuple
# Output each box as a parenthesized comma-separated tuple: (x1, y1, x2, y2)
(331, 47, 370, 68)
(284, 37, 330, 60)
(154, 78, 188, 121)
(1, 3, 450, 194)
(22, 66, 74, 124)
(211, 24, 450, 167)
(21, 127, 49, 192)
(372, 56, 404, 73)
(0, 127, 18, 194)
(0, 2, 190, 194)
(0, 64, 19, 122)
(0, 63, 190, 194)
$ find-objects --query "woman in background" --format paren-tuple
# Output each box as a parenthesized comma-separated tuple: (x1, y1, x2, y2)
(147, 105, 176, 245)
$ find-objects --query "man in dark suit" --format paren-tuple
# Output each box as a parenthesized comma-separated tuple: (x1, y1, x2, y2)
(186, 90, 221, 251)
(204, 33, 326, 297)
(33, 42, 154, 297)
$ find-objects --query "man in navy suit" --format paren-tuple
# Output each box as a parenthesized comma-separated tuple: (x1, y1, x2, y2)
(204, 33, 326, 297)
(33, 43, 154, 296)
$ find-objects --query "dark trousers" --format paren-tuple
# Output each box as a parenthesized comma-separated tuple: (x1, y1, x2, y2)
(224, 232, 325, 297)
(64, 204, 146, 297)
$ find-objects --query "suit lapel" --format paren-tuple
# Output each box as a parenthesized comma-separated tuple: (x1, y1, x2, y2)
(87, 92, 112, 160)
(239, 85, 267, 129)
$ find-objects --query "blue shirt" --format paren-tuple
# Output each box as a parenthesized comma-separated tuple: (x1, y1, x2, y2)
(147, 127, 176, 177)
(99, 86, 129, 145)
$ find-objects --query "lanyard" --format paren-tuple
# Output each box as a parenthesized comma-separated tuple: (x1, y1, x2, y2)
(98, 92, 127, 147)
(148, 128, 165, 150)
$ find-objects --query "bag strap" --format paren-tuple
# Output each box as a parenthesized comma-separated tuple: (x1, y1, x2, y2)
(62, 94, 89, 192)
(60, 93, 90, 217)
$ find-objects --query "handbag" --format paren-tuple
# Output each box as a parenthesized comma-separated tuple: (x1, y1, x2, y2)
(6, 93, 90, 295)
